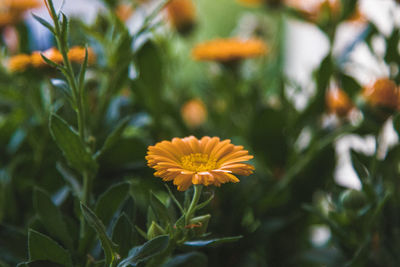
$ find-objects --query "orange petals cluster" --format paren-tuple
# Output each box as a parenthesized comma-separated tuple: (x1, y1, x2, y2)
(115, 4, 134, 22)
(285, 0, 340, 22)
(8, 46, 96, 72)
(166, 0, 196, 33)
(362, 78, 399, 110)
(181, 99, 207, 128)
(192, 38, 268, 62)
(326, 88, 353, 117)
(0, 0, 41, 27)
(146, 136, 254, 191)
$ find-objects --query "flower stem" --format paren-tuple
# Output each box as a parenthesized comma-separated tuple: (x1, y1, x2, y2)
(185, 185, 202, 225)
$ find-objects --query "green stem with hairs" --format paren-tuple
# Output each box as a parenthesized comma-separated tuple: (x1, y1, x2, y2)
(185, 185, 203, 225)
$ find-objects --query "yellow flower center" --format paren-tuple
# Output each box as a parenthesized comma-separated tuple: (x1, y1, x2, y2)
(180, 153, 217, 172)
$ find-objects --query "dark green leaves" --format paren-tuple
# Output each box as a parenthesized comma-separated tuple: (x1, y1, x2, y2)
(81, 203, 119, 266)
(150, 192, 172, 225)
(163, 252, 207, 267)
(49, 114, 97, 173)
(183, 236, 243, 247)
(33, 188, 73, 249)
(28, 229, 73, 267)
(95, 117, 131, 159)
(117, 235, 169, 267)
(95, 182, 130, 227)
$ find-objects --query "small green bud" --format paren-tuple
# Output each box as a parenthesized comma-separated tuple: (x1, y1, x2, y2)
(340, 189, 367, 211)
(147, 221, 165, 240)
(187, 214, 211, 235)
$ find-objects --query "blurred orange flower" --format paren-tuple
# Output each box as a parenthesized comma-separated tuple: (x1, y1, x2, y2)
(0, 0, 41, 27)
(181, 99, 207, 128)
(166, 0, 196, 33)
(2, 0, 41, 10)
(68, 46, 96, 65)
(8, 46, 96, 71)
(326, 88, 353, 117)
(115, 4, 134, 21)
(362, 78, 399, 110)
(237, 0, 263, 6)
(146, 136, 254, 191)
(192, 38, 268, 62)
(285, 0, 340, 22)
(8, 54, 31, 72)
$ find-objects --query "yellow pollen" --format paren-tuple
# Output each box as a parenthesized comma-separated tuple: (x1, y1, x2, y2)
(181, 153, 217, 172)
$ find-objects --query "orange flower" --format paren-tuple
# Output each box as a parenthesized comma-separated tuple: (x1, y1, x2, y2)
(0, 12, 20, 28)
(115, 4, 134, 21)
(326, 88, 353, 117)
(192, 38, 268, 62)
(68, 46, 96, 65)
(362, 78, 399, 110)
(146, 136, 254, 191)
(181, 99, 207, 128)
(42, 47, 63, 65)
(237, 0, 263, 7)
(285, 0, 340, 22)
(166, 0, 196, 33)
(3, 0, 41, 10)
(237, 0, 282, 7)
(8, 54, 31, 72)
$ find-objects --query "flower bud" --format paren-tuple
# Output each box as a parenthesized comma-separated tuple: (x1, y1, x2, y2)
(147, 221, 165, 240)
(187, 214, 211, 235)
(339, 189, 367, 211)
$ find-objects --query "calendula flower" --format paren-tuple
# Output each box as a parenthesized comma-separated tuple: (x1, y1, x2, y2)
(42, 47, 63, 65)
(237, 0, 282, 8)
(8, 53, 31, 72)
(2, 0, 41, 10)
(68, 46, 96, 65)
(115, 4, 134, 21)
(285, 0, 340, 22)
(146, 136, 254, 191)
(362, 78, 399, 110)
(237, 0, 263, 7)
(326, 88, 353, 117)
(181, 99, 207, 128)
(0, 13, 19, 28)
(192, 38, 268, 62)
(165, 0, 196, 34)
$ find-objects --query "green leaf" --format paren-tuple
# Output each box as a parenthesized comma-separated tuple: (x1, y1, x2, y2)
(112, 213, 136, 258)
(117, 235, 169, 267)
(28, 229, 73, 267)
(183, 236, 243, 247)
(56, 162, 81, 197)
(60, 13, 69, 47)
(133, 41, 164, 114)
(80, 203, 119, 266)
(49, 114, 97, 173)
(150, 192, 171, 225)
(95, 182, 130, 227)
(18, 260, 64, 267)
(40, 53, 62, 69)
(32, 14, 55, 34)
(163, 252, 207, 267)
(78, 46, 89, 93)
(95, 117, 131, 159)
(33, 188, 73, 249)
(393, 113, 400, 136)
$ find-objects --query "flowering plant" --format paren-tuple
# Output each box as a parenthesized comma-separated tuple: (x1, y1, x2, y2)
(1, 0, 400, 266)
